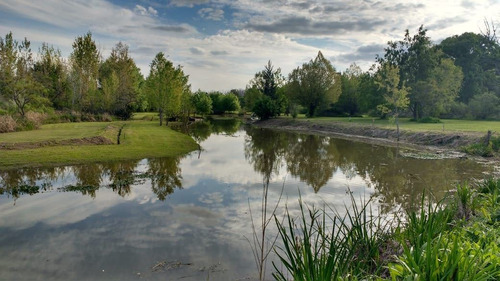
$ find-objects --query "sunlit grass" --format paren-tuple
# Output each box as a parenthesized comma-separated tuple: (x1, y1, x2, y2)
(0, 122, 116, 143)
(0, 121, 198, 169)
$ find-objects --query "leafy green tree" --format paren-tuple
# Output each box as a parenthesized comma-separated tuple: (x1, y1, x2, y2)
(69, 32, 101, 112)
(209, 91, 240, 114)
(375, 63, 410, 141)
(243, 87, 263, 112)
(412, 57, 463, 117)
(439, 32, 500, 103)
(357, 69, 384, 115)
(287, 51, 341, 117)
(145, 52, 187, 126)
(191, 91, 212, 117)
(379, 26, 464, 119)
(221, 92, 241, 113)
(335, 63, 362, 116)
(252, 95, 278, 120)
(33, 43, 71, 110)
(0, 32, 47, 117)
(469, 92, 500, 119)
(99, 42, 143, 119)
(249, 60, 285, 118)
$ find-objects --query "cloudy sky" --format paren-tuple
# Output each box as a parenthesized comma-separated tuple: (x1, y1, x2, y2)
(0, 0, 498, 91)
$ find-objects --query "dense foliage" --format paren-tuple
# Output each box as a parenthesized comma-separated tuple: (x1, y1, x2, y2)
(1, 23, 500, 131)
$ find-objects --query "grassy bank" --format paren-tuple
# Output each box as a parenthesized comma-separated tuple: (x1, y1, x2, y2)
(0, 120, 198, 169)
(292, 116, 500, 133)
(273, 180, 500, 280)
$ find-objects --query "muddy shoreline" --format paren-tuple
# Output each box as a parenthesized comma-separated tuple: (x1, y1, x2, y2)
(252, 118, 488, 158)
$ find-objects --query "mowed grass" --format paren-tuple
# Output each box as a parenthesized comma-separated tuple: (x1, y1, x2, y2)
(0, 122, 117, 144)
(291, 116, 500, 133)
(0, 121, 198, 169)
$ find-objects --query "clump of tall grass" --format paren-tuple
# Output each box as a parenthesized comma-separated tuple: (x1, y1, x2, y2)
(272, 181, 500, 280)
(272, 196, 393, 280)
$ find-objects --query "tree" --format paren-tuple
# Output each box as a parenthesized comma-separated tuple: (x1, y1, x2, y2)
(99, 42, 143, 119)
(221, 92, 241, 113)
(287, 51, 341, 117)
(439, 32, 500, 103)
(33, 43, 70, 110)
(335, 63, 363, 116)
(469, 92, 500, 119)
(209, 91, 241, 114)
(0, 32, 47, 117)
(244, 87, 263, 112)
(145, 52, 187, 126)
(249, 61, 285, 118)
(191, 91, 212, 117)
(375, 63, 410, 141)
(412, 57, 463, 117)
(69, 32, 100, 112)
(379, 26, 464, 119)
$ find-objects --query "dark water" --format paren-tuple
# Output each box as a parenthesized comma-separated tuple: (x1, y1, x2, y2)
(0, 119, 493, 280)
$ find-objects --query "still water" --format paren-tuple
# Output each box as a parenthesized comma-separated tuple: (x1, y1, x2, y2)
(0, 119, 493, 280)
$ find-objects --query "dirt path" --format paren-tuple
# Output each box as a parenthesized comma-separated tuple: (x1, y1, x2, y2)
(0, 136, 114, 150)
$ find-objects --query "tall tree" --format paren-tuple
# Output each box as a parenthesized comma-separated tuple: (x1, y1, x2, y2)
(191, 91, 212, 117)
(375, 63, 410, 141)
(99, 42, 142, 119)
(0, 32, 46, 117)
(33, 43, 70, 110)
(336, 63, 363, 116)
(249, 61, 285, 118)
(145, 52, 187, 126)
(439, 32, 500, 103)
(287, 51, 341, 117)
(379, 26, 463, 119)
(69, 32, 101, 112)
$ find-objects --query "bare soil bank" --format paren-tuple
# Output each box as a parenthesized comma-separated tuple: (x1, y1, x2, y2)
(254, 118, 485, 151)
(0, 136, 114, 150)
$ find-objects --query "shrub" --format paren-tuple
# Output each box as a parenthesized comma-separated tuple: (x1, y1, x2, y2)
(252, 96, 279, 120)
(418, 116, 441, 123)
(463, 143, 494, 157)
(24, 112, 47, 129)
(0, 115, 17, 133)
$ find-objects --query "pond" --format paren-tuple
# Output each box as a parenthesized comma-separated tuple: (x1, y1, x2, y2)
(0, 119, 493, 280)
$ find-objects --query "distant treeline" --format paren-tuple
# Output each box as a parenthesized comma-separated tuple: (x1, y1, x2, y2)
(0, 23, 499, 132)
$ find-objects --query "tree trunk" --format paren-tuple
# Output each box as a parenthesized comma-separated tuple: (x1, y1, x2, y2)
(159, 109, 163, 126)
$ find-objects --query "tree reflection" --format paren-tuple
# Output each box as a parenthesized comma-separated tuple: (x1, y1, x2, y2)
(0, 167, 62, 199)
(284, 135, 339, 192)
(147, 157, 183, 201)
(243, 126, 492, 213)
(104, 161, 139, 197)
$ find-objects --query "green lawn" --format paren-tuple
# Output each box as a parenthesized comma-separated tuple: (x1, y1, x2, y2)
(291, 116, 500, 133)
(0, 122, 118, 144)
(0, 120, 198, 169)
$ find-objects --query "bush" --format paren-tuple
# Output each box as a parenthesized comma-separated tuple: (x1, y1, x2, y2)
(462, 143, 494, 157)
(24, 112, 47, 129)
(418, 116, 441, 123)
(0, 115, 17, 133)
(252, 96, 279, 120)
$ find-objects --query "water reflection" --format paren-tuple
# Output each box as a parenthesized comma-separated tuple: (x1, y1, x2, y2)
(0, 121, 492, 213)
(0, 157, 183, 202)
(0, 119, 494, 281)
(243, 126, 491, 212)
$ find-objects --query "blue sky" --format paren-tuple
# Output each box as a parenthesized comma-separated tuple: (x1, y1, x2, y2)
(0, 0, 498, 91)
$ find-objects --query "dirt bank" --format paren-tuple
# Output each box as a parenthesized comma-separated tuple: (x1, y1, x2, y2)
(254, 118, 485, 152)
(0, 136, 114, 150)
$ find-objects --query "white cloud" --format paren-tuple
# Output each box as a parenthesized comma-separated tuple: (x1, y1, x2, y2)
(134, 5, 158, 17)
(0, 0, 499, 91)
(198, 7, 224, 21)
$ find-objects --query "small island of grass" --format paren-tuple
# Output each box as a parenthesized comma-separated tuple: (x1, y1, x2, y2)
(0, 119, 198, 170)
